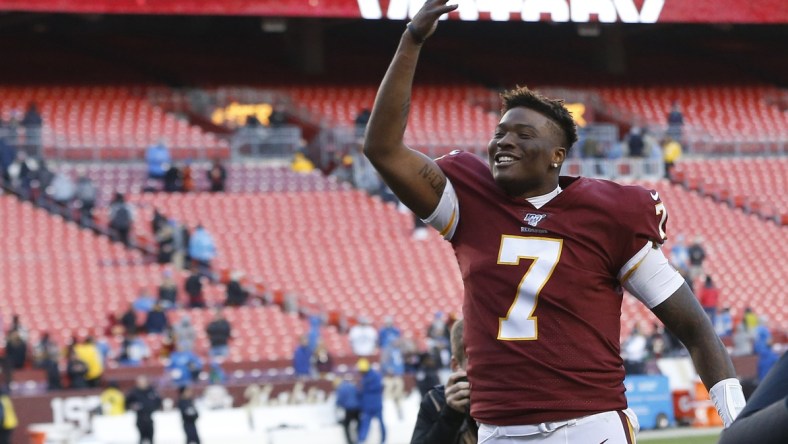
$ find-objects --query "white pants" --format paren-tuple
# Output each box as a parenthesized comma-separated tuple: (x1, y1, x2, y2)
(478, 409, 639, 444)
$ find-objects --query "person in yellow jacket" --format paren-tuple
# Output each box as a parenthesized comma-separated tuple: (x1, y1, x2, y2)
(73, 337, 104, 388)
(0, 388, 17, 444)
(291, 152, 315, 174)
(100, 381, 126, 416)
(662, 136, 683, 179)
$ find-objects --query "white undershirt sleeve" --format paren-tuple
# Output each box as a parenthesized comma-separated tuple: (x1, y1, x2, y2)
(422, 179, 460, 241)
(618, 242, 686, 309)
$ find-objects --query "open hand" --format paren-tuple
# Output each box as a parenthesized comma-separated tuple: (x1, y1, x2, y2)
(409, 0, 459, 43)
(445, 370, 471, 413)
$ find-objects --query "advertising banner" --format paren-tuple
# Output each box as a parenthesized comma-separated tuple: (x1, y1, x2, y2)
(0, 0, 785, 23)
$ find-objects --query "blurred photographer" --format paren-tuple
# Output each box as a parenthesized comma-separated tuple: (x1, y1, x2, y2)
(411, 318, 477, 444)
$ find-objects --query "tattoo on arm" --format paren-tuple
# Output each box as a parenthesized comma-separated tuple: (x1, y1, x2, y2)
(418, 163, 445, 197)
(400, 98, 411, 132)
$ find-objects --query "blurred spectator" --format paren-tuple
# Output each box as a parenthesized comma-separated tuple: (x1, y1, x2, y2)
(33, 332, 59, 368)
(184, 272, 205, 309)
(687, 236, 707, 280)
(662, 136, 682, 179)
(754, 318, 778, 382)
(126, 375, 162, 444)
(47, 170, 76, 218)
(7, 315, 27, 341)
(357, 358, 386, 444)
(314, 340, 333, 376)
(133, 288, 156, 313)
(646, 322, 668, 360)
(716, 307, 734, 339)
(21, 102, 43, 156)
(269, 104, 288, 127)
(206, 308, 232, 360)
(207, 160, 227, 192)
(181, 162, 195, 193)
(291, 152, 315, 174)
(152, 209, 167, 235)
(354, 108, 371, 138)
(66, 349, 88, 389)
(622, 325, 647, 375)
(378, 316, 401, 350)
(158, 271, 178, 309)
(731, 321, 753, 357)
(144, 302, 169, 334)
(163, 164, 183, 193)
(155, 222, 176, 264)
(698, 276, 720, 325)
(178, 386, 201, 444)
(225, 272, 249, 307)
(75, 174, 97, 227)
(109, 193, 134, 247)
(4, 331, 27, 370)
(349, 316, 378, 357)
(0, 132, 16, 187)
(743, 306, 760, 332)
(307, 315, 322, 353)
(627, 126, 645, 157)
(118, 333, 151, 367)
(40, 353, 62, 391)
(426, 312, 450, 363)
(293, 335, 313, 378)
(381, 339, 405, 420)
(335, 374, 361, 444)
(666, 101, 684, 140)
(0, 387, 18, 444)
(189, 225, 217, 279)
(669, 234, 690, 274)
(100, 381, 126, 416)
(167, 349, 203, 387)
(145, 139, 171, 183)
(171, 220, 189, 270)
(415, 352, 441, 398)
(173, 316, 196, 353)
(73, 336, 104, 387)
(120, 303, 138, 335)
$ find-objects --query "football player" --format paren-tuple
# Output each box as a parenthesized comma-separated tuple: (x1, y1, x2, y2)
(362, 1, 744, 442)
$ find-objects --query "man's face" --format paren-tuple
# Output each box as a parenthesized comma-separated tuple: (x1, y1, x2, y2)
(487, 107, 566, 197)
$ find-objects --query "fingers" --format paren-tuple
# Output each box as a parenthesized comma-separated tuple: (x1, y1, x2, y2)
(446, 370, 467, 386)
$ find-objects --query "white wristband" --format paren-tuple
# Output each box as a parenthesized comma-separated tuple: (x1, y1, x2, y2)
(709, 378, 746, 428)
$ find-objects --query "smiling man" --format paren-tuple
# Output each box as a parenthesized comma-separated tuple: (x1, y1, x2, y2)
(362, 1, 744, 443)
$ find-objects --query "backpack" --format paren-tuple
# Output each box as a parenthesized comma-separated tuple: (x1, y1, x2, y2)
(112, 205, 132, 230)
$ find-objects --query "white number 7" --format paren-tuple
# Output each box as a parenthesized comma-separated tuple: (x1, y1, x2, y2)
(497, 236, 563, 340)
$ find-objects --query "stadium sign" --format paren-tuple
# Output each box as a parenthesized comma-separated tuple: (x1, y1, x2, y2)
(0, 0, 784, 23)
(358, 0, 665, 23)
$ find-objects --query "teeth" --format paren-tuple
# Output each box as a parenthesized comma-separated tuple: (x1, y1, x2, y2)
(497, 155, 515, 162)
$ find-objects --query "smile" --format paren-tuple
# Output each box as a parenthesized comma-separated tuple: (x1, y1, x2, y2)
(494, 152, 519, 166)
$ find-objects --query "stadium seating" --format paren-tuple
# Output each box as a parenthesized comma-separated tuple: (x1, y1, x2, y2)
(0, 194, 346, 363)
(593, 85, 787, 154)
(287, 85, 498, 155)
(0, 86, 229, 160)
(671, 157, 788, 225)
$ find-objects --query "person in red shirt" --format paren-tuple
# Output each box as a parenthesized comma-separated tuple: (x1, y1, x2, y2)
(362, 1, 743, 442)
(698, 276, 720, 324)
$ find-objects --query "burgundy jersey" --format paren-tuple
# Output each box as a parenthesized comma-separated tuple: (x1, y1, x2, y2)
(435, 151, 667, 425)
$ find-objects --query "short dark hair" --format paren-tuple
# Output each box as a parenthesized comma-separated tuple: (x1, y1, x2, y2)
(500, 86, 578, 150)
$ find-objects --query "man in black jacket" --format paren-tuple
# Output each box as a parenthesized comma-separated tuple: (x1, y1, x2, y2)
(411, 319, 477, 444)
(178, 386, 201, 444)
(206, 308, 232, 359)
(126, 375, 162, 444)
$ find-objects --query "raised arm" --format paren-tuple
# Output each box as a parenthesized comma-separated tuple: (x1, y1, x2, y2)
(363, 0, 458, 218)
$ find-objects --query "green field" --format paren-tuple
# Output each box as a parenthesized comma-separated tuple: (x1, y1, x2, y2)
(640, 434, 720, 444)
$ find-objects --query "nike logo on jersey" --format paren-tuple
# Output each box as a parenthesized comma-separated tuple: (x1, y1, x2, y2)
(650, 191, 660, 201)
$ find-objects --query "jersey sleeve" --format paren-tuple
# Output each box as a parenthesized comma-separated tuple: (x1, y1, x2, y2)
(615, 187, 669, 273)
(422, 179, 459, 240)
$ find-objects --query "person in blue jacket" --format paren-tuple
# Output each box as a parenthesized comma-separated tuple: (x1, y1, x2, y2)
(336, 374, 361, 444)
(357, 358, 386, 444)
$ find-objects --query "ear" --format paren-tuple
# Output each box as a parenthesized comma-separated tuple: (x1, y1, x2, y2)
(552, 146, 567, 165)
